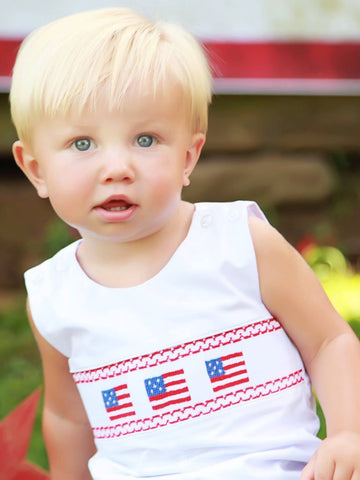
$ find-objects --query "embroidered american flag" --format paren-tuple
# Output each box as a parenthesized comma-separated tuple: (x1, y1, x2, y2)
(205, 352, 249, 392)
(145, 369, 191, 411)
(101, 384, 135, 421)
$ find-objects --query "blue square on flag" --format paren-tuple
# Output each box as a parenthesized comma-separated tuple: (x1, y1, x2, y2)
(145, 375, 166, 397)
(102, 388, 119, 408)
(205, 358, 225, 378)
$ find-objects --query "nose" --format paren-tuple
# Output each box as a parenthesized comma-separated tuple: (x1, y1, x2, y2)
(100, 148, 135, 184)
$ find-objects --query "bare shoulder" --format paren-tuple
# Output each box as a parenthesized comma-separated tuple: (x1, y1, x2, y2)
(247, 214, 303, 283)
(247, 215, 350, 367)
(248, 214, 293, 258)
(27, 298, 70, 373)
(26, 302, 96, 475)
(247, 214, 309, 313)
(247, 214, 317, 312)
(26, 298, 90, 423)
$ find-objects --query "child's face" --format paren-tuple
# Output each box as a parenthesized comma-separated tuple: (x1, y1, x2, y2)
(15, 84, 205, 245)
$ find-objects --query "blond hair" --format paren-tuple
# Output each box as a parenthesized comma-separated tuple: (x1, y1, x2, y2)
(10, 8, 212, 146)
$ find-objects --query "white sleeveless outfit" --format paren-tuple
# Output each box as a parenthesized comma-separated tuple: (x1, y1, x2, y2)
(25, 201, 320, 479)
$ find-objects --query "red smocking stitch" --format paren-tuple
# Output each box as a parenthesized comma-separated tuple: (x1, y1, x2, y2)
(92, 368, 304, 439)
(73, 318, 281, 384)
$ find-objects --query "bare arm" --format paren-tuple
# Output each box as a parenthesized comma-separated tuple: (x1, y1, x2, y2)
(27, 300, 96, 479)
(249, 216, 360, 479)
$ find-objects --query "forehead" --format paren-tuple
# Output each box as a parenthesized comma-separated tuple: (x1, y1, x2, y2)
(32, 81, 191, 146)
(69, 81, 191, 125)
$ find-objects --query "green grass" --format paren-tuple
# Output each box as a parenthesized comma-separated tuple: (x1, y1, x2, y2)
(0, 293, 48, 469)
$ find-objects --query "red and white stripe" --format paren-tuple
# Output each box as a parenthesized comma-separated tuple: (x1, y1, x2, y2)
(106, 385, 136, 422)
(147, 369, 191, 411)
(209, 352, 250, 393)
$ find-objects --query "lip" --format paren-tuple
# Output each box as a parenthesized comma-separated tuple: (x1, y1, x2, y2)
(93, 195, 138, 222)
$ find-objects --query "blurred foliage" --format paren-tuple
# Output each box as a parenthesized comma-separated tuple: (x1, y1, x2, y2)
(302, 244, 360, 323)
(43, 219, 77, 258)
(0, 294, 48, 469)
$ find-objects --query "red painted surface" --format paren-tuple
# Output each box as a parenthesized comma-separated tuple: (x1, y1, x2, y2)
(0, 389, 49, 479)
(206, 41, 360, 79)
(1, 37, 360, 94)
(0, 38, 22, 79)
(1, 38, 360, 81)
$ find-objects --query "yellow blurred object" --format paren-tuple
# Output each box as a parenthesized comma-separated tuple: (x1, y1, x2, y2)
(302, 245, 360, 321)
(303, 246, 348, 280)
(321, 273, 360, 321)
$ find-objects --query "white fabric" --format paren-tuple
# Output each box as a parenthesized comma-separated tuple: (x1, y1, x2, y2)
(25, 201, 321, 479)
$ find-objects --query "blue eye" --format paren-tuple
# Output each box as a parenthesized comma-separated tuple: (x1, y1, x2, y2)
(137, 135, 154, 148)
(73, 138, 93, 151)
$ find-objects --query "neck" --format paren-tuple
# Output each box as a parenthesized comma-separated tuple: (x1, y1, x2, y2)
(76, 201, 195, 288)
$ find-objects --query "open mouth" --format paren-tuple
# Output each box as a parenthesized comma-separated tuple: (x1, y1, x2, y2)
(94, 196, 137, 221)
(100, 199, 133, 212)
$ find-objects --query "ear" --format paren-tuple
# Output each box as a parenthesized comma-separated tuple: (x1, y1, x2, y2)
(183, 132, 206, 187)
(12, 141, 49, 198)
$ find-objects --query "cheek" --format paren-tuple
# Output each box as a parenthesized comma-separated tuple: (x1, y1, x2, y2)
(45, 171, 92, 217)
(145, 153, 186, 187)
(145, 167, 184, 202)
